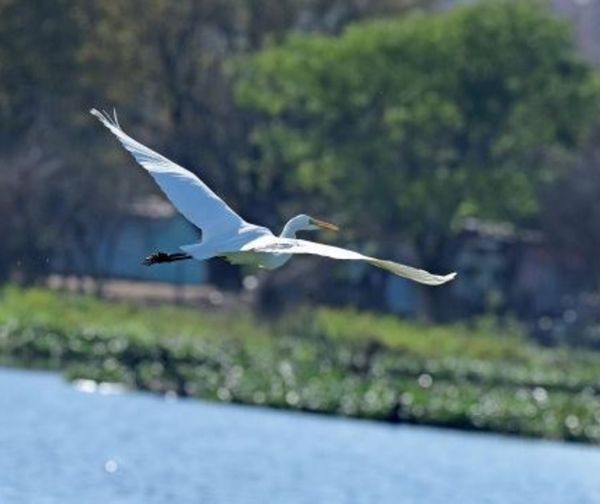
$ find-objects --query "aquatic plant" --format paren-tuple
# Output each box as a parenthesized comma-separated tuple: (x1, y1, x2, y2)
(1, 287, 599, 443)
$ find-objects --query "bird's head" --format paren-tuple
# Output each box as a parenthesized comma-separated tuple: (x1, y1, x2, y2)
(280, 214, 339, 238)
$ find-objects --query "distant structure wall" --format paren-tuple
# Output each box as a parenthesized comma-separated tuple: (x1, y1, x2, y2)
(54, 197, 206, 286)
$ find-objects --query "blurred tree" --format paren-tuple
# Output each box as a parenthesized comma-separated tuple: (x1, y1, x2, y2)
(0, 0, 82, 283)
(70, 0, 433, 289)
(0, 0, 471, 290)
(541, 125, 600, 291)
(238, 0, 600, 318)
(0, 1, 143, 286)
(0, 0, 80, 151)
(0, 123, 59, 283)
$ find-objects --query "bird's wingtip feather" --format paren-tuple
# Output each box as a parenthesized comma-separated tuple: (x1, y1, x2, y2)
(436, 272, 457, 285)
(90, 107, 120, 130)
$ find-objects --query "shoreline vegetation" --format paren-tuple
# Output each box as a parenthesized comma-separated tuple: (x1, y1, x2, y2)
(1, 287, 599, 443)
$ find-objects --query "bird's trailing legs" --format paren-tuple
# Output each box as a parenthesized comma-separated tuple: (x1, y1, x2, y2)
(143, 251, 192, 266)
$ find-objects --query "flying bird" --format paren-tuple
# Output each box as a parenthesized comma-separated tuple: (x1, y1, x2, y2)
(91, 109, 456, 286)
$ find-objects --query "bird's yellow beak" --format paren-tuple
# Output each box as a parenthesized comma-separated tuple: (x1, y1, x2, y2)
(311, 218, 339, 232)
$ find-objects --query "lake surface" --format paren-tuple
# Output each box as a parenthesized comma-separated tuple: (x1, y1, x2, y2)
(0, 368, 599, 504)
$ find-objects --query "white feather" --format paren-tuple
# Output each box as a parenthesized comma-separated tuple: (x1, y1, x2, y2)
(92, 108, 457, 286)
(90, 108, 252, 242)
(243, 236, 456, 285)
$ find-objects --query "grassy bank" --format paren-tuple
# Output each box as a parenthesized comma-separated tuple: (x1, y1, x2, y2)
(1, 286, 600, 443)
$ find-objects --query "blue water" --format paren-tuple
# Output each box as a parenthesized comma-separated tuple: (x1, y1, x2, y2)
(0, 368, 599, 504)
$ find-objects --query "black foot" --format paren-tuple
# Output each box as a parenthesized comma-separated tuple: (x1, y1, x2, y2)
(143, 252, 193, 266)
(143, 252, 170, 266)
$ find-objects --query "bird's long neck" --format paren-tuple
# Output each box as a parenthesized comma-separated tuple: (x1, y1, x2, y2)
(280, 218, 303, 238)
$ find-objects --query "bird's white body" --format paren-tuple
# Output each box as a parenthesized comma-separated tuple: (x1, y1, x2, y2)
(91, 109, 456, 286)
(221, 250, 290, 270)
(182, 229, 292, 270)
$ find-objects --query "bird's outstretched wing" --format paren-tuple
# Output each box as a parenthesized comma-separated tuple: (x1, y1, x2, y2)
(91, 109, 247, 241)
(246, 237, 456, 286)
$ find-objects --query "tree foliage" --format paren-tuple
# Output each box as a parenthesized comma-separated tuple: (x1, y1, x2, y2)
(238, 0, 600, 278)
(541, 126, 600, 290)
(0, 0, 431, 285)
(2, 0, 599, 321)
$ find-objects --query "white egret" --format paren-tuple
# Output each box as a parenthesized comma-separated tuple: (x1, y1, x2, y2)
(91, 109, 456, 286)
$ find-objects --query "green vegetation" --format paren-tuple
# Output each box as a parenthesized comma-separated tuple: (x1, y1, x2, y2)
(2, 287, 600, 443)
(238, 1, 600, 316)
(3, 1, 600, 317)
(0, 0, 432, 286)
